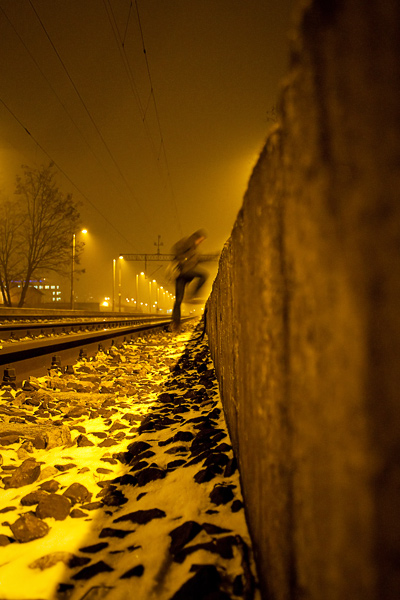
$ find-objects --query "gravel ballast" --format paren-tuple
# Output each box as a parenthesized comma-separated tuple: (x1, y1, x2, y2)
(0, 320, 259, 600)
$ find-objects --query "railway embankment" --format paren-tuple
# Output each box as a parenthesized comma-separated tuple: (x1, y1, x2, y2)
(206, 0, 400, 599)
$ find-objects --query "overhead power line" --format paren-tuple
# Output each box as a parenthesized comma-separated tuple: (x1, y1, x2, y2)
(0, 3, 137, 208)
(102, 0, 160, 165)
(27, 0, 151, 224)
(0, 97, 138, 252)
(134, 0, 182, 235)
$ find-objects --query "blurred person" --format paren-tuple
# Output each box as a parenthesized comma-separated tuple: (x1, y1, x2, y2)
(170, 229, 208, 332)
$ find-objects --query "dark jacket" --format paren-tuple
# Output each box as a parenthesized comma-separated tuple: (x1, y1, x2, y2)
(171, 232, 204, 275)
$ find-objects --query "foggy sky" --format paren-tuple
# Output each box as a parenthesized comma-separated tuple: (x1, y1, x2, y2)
(0, 0, 292, 304)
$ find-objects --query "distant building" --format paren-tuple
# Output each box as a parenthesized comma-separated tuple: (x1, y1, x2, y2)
(34, 281, 62, 303)
(8, 279, 62, 306)
(10, 284, 44, 306)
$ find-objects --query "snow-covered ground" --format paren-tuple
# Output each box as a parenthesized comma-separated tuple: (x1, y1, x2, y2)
(0, 320, 259, 600)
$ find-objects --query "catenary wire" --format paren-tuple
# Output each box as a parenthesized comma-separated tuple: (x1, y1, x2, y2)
(0, 97, 139, 252)
(28, 0, 151, 225)
(134, 0, 182, 236)
(0, 4, 143, 211)
(122, 0, 133, 48)
(102, 0, 161, 166)
(104, 0, 182, 237)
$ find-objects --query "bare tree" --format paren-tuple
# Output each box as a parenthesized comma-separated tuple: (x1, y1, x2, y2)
(0, 197, 25, 306)
(10, 163, 82, 307)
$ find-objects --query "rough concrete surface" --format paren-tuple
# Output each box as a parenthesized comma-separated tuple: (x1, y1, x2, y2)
(206, 1, 400, 599)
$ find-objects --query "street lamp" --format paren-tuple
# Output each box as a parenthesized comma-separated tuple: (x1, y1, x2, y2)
(118, 256, 123, 312)
(136, 272, 145, 313)
(112, 259, 116, 312)
(70, 229, 87, 309)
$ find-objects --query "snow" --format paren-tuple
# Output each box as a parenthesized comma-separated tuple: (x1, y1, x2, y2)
(0, 321, 260, 600)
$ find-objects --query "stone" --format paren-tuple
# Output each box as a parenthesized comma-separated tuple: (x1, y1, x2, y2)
(21, 490, 50, 506)
(170, 565, 221, 600)
(46, 424, 72, 449)
(92, 431, 107, 439)
(126, 440, 152, 458)
(67, 407, 88, 418)
(81, 501, 103, 511)
(166, 459, 187, 470)
(164, 445, 188, 455)
(101, 489, 128, 507)
(10, 513, 50, 543)
(36, 493, 71, 520)
(231, 499, 244, 512)
(98, 438, 118, 448)
(120, 564, 145, 579)
(71, 425, 86, 433)
(174, 536, 237, 563)
(99, 527, 134, 539)
(215, 443, 232, 453)
(79, 586, 114, 599)
(37, 466, 59, 481)
(72, 561, 114, 581)
(16, 447, 31, 460)
(69, 555, 92, 568)
(20, 440, 34, 453)
(224, 457, 237, 477)
(169, 521, 202, 556)
(129, 460, 149, 472)
(33, 435, 46, 449)
(39, 479, 60, 493)
(70, 509, 88, 518)
(121, 412, 139, 424)
(202, 522, 232, 535)
(29, 552, 81, 571)
(210, 484, 235, 505)
(173, 431, 194, 442)
(54, 463, 76, 472)
(194, 465, 220, 484)
(79, 542, 109, 553)
(76, 434, 94, 447)
(0, 534, 13, 546)
(116, 473, 138, 486)
(4, 458, 41, 488)
(113, 508, 166, 525)
(204, 452, 230, 468)
(56, 583, 75, 597)
(0, 506, 17, 514)
(63, 482, 92, 505)
(159, 392, 175, 403)
(136, 466, 166, 486)
(109, 420, 128, 432)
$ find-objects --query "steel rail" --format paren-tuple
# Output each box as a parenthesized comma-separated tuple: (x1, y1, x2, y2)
(0, 314, 169, 341)
(0, 316, 189, 385)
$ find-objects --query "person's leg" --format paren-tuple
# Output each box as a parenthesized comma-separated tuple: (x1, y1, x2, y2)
(172, 276, 186, 327)
(189, 267, 208, 296)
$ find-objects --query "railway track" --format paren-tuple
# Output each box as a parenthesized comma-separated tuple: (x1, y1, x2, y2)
(0, 312, 181, 385)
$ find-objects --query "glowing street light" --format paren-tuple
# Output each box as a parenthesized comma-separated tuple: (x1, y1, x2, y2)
(71, 229, 87, 310)
(118, 256, 123, 312)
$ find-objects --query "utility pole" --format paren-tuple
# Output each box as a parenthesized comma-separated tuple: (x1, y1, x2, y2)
(154, 235, 164, 256)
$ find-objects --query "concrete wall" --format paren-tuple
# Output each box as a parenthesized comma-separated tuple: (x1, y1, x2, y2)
(206, 1, 400, 599)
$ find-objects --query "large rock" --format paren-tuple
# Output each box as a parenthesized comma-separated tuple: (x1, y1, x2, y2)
(10, 513, 50, 543)
(36, 494, 71, 520)
(62, 482, 92, 504)
(4, 458, 41, 488)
